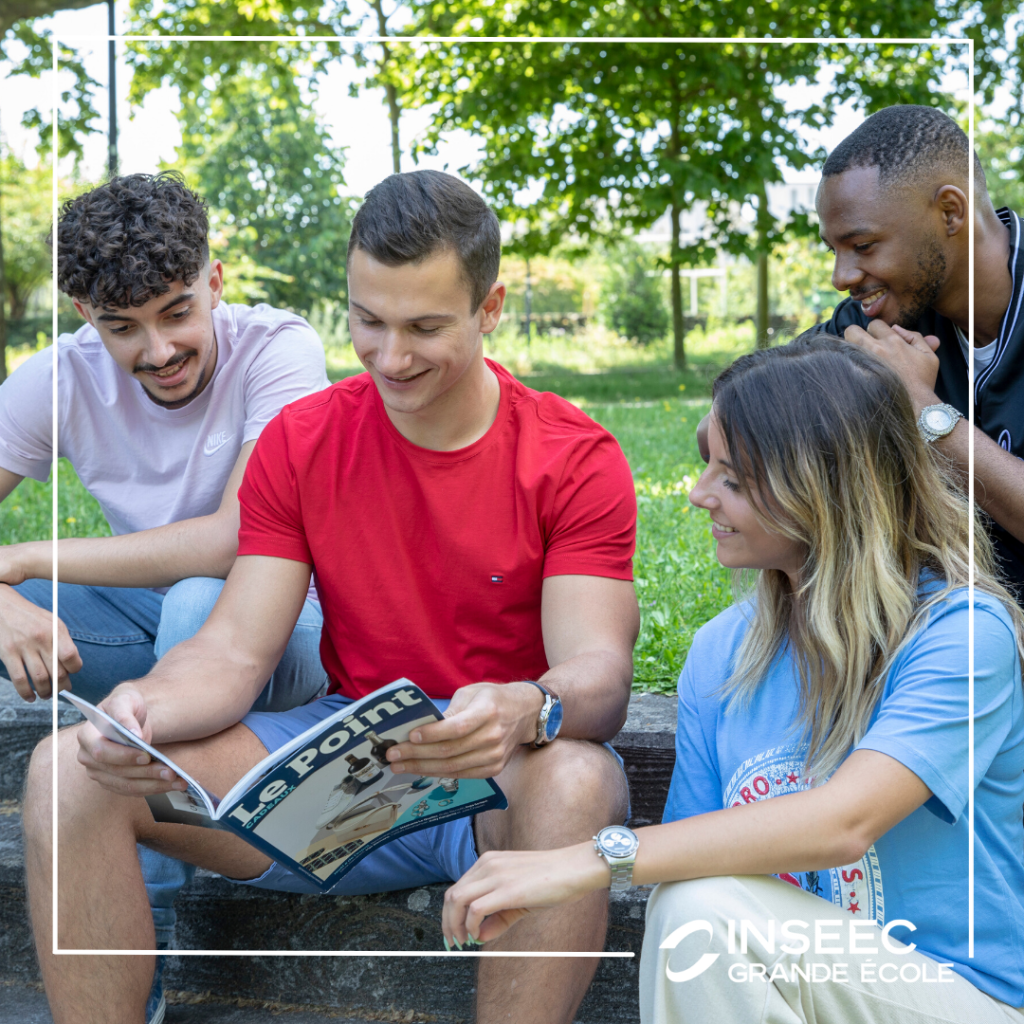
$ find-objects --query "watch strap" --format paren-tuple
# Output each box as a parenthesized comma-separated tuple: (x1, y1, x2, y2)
(593, 826, 639, 891)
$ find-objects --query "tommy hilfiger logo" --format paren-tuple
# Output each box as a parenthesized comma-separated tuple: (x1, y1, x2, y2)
(203, 430, 234, 456)
(490, 574, 504, 584)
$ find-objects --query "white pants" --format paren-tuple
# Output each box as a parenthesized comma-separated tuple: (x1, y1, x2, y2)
(639, 875, 1024, 1024)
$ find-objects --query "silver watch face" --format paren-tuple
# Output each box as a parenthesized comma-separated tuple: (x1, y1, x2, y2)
(596, 826, 639, 859)
(923, 407, 954, 432)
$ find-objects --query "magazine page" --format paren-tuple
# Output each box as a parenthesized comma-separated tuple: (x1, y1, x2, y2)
(216, 678, 422, 810)
(217, 682, 507, 891)
(59, 692, 219, 819)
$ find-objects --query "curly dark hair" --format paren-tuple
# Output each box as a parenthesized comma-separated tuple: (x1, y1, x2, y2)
(822, 105, 987, 197)
(56, 172, 210, 308)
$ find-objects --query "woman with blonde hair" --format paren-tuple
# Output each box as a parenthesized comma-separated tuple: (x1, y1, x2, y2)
(442, 334, 1024, 1023)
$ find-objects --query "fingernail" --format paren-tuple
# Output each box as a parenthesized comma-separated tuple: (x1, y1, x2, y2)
(468, 935, 483, 946)
(136, 755, 149, 765)
(160, 769, 172, 780)
(173, 781, 187, 790)
(453, 936, 463, 950)
(410, 730, 422, 743)
(443, 936, 451, 952)
(390, 762, 403, 772)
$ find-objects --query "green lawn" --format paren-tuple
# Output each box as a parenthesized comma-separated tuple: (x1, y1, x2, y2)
(3, 348, 739, 693)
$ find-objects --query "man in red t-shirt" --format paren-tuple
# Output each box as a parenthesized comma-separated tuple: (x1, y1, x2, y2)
(26, 171, 639, 1024)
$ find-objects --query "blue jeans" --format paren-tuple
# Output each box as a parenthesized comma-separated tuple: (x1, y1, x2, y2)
(3, 576, 328, 946)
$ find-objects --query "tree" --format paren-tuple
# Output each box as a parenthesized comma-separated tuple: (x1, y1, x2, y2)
(1, 153, 50, 322)
(127, 0, 412, 174)
(1, 12, 99, 379)
(602, 241, 669, 346)
(170, 68, 354, 315)
(0, 0, 96, 36)
(402, 0, 1010, 366)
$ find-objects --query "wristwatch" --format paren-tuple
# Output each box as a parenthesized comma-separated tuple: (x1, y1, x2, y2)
(593, 825, 640, 891)
(917, 403, 963, 443)
(520, 680, 563, 748)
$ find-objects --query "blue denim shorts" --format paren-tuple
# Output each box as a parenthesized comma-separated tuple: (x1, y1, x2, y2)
(234, 692, 628, 896)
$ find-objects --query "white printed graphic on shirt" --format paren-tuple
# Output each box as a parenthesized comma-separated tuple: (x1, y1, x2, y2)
(203, 430, 234, 456)
(723, 745, 884, 925)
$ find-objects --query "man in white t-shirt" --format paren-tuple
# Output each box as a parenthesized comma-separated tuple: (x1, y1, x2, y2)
(0, 172, 330, 955)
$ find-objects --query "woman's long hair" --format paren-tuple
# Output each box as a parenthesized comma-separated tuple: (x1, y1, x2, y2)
(714, 334, 1024, 781)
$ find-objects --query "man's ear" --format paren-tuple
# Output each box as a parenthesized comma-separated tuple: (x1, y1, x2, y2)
(71, 298, 95, 326)
(479, 280, 506, 335)
(207, 259, 225, 310)
(934, 185, 968, 237)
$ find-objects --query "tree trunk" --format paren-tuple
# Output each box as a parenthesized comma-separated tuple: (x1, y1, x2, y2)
(754, 181, 771, 350)
(370, 0, 401, 175)
(670, 201, 685, 370)
(755, 251, 769, 349)
(384, 81, 401, 174)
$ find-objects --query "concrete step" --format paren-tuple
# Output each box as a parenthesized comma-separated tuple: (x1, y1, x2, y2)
(0, 979, 437, 1023)
(0, 808, 650, 1023)
(0, 689, 676, 1024)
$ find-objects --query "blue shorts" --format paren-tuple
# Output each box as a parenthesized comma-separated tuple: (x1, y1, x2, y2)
(234, 692, 628, 896)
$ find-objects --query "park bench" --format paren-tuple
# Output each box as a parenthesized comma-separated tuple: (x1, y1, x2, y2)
(0, 687, 677, 1024)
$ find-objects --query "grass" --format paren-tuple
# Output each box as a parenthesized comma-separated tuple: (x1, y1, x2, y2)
(583, 396, 732, 692)
(4, 325, 748, 693)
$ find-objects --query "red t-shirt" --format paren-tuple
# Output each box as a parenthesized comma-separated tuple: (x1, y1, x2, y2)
(237, 360, 636, 700)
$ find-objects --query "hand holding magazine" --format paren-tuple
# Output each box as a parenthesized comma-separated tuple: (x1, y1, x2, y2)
(62, 679, 507, 892)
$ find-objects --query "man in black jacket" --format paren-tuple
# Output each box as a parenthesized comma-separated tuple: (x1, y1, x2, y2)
(697, 106, 1023, 599)
(813, 105, 1023, 601)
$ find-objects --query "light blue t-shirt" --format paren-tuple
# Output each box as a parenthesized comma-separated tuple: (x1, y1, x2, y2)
(664, 587, 1024, 1006)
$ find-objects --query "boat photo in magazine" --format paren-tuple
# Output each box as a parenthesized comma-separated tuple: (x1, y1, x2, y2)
(61, 679, 507, 892)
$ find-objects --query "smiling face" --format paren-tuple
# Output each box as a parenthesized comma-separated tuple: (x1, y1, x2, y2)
(74, 261, 223, 408)
(688, 411, 806, 586)
(817, 165, 953, 329)
(347, 246, 505, 423)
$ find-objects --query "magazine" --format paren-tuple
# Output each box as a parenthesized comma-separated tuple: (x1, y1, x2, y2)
(61, 680, 507, 892)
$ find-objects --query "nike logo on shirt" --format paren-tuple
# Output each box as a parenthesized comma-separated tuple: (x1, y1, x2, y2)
(203, 431, 234, 456)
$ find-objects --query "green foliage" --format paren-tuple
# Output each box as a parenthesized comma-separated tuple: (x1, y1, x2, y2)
(2, 154, 51, 324)
(0, 475, 51, 544)
(57, 459, 110, 539)
(978, 119, 1024, 213)
(586, 397, 732, 691)
(168, 69, 354, 315)
(404, 3, 968, 264)
(1, 18, 100, 164)
(601, 243, 669, 346)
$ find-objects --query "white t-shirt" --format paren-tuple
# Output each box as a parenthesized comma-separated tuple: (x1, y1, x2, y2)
(0, 302, 329, 537)
(954, 323, 998, 373)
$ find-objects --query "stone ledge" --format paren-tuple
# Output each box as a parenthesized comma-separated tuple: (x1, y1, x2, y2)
(0, 810, 648, 1024)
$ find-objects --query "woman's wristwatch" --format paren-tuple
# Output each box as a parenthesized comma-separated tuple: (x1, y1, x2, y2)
(593, 825, 640, 891)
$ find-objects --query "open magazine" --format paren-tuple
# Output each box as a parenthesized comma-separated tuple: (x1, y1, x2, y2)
(61, 679, 507, 892)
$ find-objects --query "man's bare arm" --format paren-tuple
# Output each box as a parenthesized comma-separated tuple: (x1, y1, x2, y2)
(0, 466, 83, 699)
(75, 554, 313, 795)
(535, 574, 639, 741)
(0, 466, 23, 504)
(386, 574, 639, 778)
(0, 440, 256, 589)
